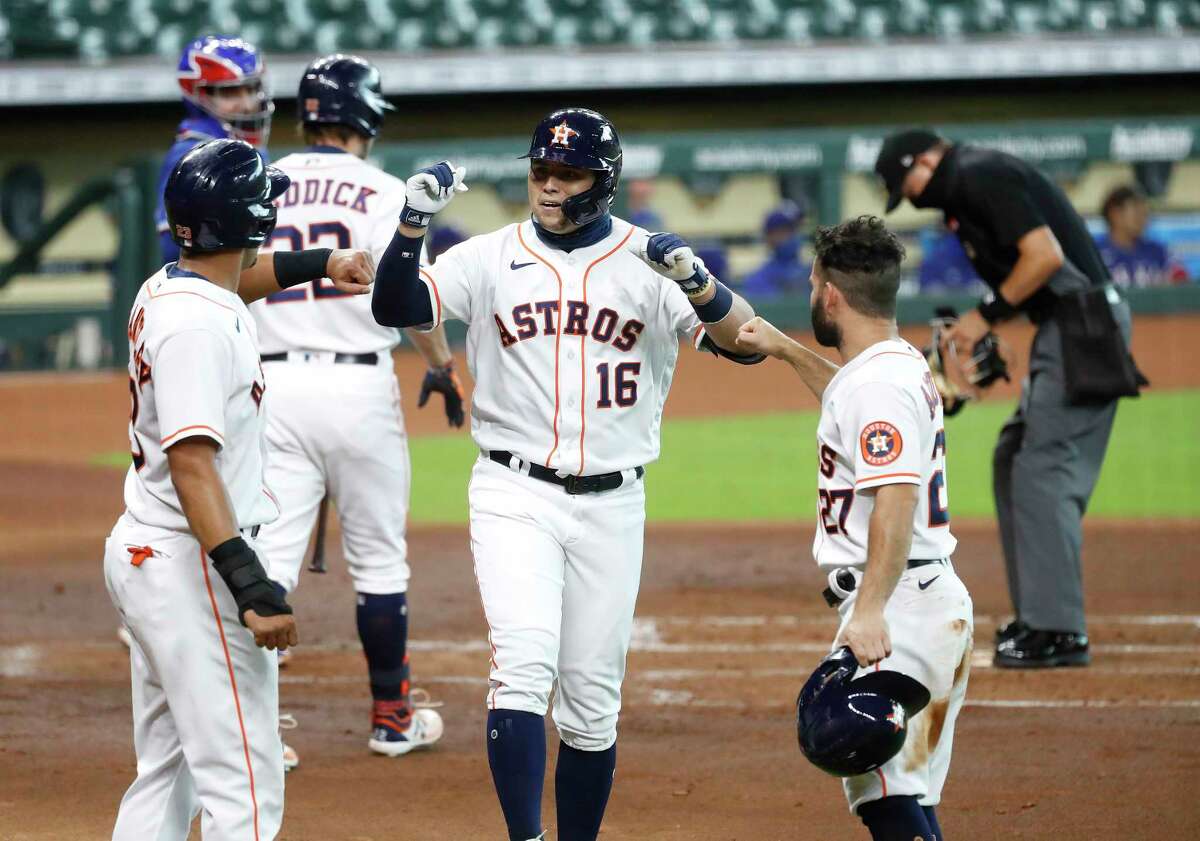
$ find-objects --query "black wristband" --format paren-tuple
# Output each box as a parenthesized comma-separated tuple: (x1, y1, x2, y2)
(691, 281, 735, 323)
(209, 536, 292, 625)
(400, 205, 434, 229)
(977, 290, 1019, 324)
(274, 248, 333, 289)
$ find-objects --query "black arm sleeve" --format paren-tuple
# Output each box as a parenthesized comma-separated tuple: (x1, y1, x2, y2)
(371, 230, 435, 328)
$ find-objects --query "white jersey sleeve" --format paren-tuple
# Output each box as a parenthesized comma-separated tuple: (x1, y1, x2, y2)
(419, 234, 488, 327)
(657, 280, 704, 346)
(839, 381, 924, 491)
(154, 329, 233, 450)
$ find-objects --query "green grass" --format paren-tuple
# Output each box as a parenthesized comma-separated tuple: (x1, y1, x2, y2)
(92, 389, 1200, 523)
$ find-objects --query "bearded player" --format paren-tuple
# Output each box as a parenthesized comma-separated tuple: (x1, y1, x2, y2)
(372, 108, 763, 841)
(737, 216, 973, 841)
(250, 53, 460, 758)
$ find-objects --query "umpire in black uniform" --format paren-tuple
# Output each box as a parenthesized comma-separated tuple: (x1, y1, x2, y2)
(875, 129, 1145, 668)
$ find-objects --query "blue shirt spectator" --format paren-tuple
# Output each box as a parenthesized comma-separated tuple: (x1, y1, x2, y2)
(918, 226, 984, 293)
(742, 200, 810, 298)
(695, 244, 730, 285)
(429, 224, 467, 263)
(1096, 185, 1186, 288)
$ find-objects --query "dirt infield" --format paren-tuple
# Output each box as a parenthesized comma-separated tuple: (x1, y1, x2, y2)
(1, 312, 1198, 839)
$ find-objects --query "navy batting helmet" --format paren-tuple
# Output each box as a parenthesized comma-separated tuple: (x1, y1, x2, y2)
(521, 107, 622, 227)
(796, 647, 931, 777)
(164, 139, 290, 252)
(298, 54, 394, 139)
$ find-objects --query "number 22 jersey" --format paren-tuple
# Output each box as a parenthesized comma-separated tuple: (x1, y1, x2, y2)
(813, 338, 957, 571)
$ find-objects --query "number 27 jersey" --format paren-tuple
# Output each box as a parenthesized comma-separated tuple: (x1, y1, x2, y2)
(812, 339, 957, 571)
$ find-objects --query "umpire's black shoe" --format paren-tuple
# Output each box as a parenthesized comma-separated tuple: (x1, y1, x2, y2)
(994, 629, 1090, 668)
(994, 619, 1029, 645)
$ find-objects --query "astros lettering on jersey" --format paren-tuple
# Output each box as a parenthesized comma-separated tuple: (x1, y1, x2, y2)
(814, 338, 957, 570)
(416, 216, 706, 474)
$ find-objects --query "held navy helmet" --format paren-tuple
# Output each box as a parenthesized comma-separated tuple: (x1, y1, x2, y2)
(164, 139, 290, 253)
(796, 647, 931, 777)
(298, 54, 395, 139)
(521, 107, 622, 226)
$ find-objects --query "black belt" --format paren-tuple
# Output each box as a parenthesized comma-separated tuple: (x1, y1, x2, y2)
(260, 351, 379, 365)
(487, 450, 644, 495)
(243, 525, 260, 539)
(822, 558, 947, 608)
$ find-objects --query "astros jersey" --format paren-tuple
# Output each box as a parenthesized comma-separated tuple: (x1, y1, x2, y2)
(418, 217, 703, 474)
(122, 264, 279, 532)
(813, 339, 957, 570)
(250, 148, 407, 355)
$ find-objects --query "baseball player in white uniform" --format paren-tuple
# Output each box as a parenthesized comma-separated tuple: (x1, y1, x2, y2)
(737, 215, 973, 841)
(103, 139, 373, 841)
(249, 54, 457, 760)
(371, 108, 763, 841)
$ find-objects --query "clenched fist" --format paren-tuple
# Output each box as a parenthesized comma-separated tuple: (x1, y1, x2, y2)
(735, 316, 793, 359)
(325, 249, 375, 295)
(244, 609, 298, 652)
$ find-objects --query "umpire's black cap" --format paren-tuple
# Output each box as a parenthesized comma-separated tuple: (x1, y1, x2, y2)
(875, 128, 944, 213)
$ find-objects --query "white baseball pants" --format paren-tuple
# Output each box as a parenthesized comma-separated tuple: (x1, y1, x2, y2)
(256, 359, 411, 595)
(468, 455, 646, 751)
(103, 513, 284, 841)
(832, 562, 974, 813)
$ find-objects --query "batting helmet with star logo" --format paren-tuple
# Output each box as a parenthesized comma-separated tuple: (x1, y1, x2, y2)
(521, 107, 623, 227)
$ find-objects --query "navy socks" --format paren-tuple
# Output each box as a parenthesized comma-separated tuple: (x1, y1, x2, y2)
(487, 710, 546, 841)
(858, 795, 937, 841)
(923, 805, 943, 841)
(355, 592, 409, 702)
(555, 741, 617, 841)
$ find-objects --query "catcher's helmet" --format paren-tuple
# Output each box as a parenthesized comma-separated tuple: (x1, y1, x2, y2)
(177, 35, 273, 147)
(522, 107, 622, 226)
(298, 54, 395, 139)
(796, 647, 931, 777)
(164, 139, 290, 253)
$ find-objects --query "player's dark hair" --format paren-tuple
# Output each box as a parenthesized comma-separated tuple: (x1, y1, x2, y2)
(812, 215, 906, 319)
(1102, 184, 1146, 223)
(302, 124, 361, 147)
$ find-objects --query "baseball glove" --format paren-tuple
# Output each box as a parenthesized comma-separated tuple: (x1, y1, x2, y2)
(924, 307, 1010, 417)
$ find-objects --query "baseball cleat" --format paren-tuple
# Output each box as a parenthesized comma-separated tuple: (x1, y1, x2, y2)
(277, 648, 293, 669)
(994, 629, 1090, 668)
(368, 702, 444, 757)
(280, 713, 300, 772)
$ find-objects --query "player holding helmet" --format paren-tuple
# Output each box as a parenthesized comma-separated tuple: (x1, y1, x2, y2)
(249, 53, 460, 759)
(372, 107, 763, 841)
(737, 216, 972, 841)
(156, 35, 274, 264)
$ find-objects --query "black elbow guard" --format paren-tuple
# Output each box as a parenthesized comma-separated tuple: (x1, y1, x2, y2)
(209, 536, 292, 624)
(699, 332, 766, 365)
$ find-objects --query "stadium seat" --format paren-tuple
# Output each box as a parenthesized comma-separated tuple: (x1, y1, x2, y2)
(685, 174, 783, 238)
(1063, 162, 1137, 216)
(1161, 161, 1200, 212)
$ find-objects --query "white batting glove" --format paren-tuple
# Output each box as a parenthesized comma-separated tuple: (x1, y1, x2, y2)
(627, 230, 711, 295)
(400, 160, 468, 229)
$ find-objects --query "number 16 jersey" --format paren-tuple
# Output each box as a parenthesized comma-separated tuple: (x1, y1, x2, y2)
(813, 338, 957, 571)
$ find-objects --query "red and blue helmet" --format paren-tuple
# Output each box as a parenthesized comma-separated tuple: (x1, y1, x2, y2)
(177, 35, 274, 147)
